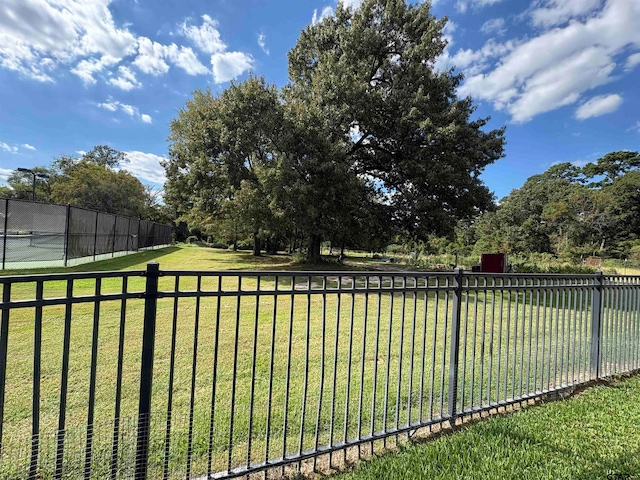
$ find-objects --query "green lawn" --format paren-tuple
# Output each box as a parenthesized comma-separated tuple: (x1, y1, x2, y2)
(337, 374, 640, 480)
(0, 244, 296, 276)
(0, 245, 637, 479)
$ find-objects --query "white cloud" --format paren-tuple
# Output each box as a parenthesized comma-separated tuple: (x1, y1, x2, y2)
(179, 15, 226, 54)
(435, 21, 456, 71)
(456, 0, 504, 14)
(626, 121, 640, 133)
(97, 99, 151, 123)
(133, 37, 208, 77)
(339, 0, 362, 8)
(123, 151, 166, 184)
(575, 94, 623, 120)
(0, 0, 136, 82)
(258, 33, 269, 55)
(108, 65, 141, 90)
(625, 52, 640, 71)
(312, 6, 334, 25)
(439, 39, 514, 76)
(0, 142, 18, 153)
(76, 150, 87, 156)
(119, 104, 136, 116)
(22, 144, 36, 150)
(457, 0, 640, 123)
(0, 0, 212, 85)
(97, 101, 118, 112)
(164, 45, 209, 75)
(481, 18, 506, 36)
(211, 51, 253, 83)
(133, 37, 170, 76)
(0, 168, 12, 182)
(444, 20, 457, 38)
(530, 0, 602, 28)
(71, 55, 119, 84)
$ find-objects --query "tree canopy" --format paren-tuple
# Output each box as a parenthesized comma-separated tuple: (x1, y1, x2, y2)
(164, 0, 505, 260)
(2, 146, 160, 220)
(472, 151, 640, 260)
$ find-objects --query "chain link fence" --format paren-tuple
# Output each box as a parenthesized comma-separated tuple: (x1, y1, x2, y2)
(0, 198, 172, 270)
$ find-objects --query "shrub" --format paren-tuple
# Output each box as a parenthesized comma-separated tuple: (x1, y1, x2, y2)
(630, 245, 640, 265)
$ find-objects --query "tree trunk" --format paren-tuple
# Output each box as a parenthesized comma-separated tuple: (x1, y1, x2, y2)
(253, 231, 261, 256)
(233, 224, 238, 251)
(307, 234, 322, 263)
(266, 237, 277, 255)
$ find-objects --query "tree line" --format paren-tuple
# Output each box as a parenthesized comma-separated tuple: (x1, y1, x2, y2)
(0, 145, 172, 224)
(162, 0, 505, 261)
(468, 151, 640, 262)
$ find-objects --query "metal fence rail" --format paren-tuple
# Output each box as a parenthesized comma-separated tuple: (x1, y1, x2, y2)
(0, 265, 639, 479)
(0, 198, 172, 270)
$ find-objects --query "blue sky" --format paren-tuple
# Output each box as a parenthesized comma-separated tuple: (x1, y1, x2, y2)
(0, 0, 639, 201)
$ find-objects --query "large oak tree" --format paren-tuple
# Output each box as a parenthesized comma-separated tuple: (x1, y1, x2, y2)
(164, 0, 505, 260)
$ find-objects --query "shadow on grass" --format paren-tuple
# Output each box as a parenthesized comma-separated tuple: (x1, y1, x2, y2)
(198, 249, 295, 269)
(577, 449, 640, 480)
(199, 249, 365, 271)
(334, 373, 640, 480)
(0, 246, 181, 276)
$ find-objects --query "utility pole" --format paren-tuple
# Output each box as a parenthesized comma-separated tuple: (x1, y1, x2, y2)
(16, 168, 50, 201)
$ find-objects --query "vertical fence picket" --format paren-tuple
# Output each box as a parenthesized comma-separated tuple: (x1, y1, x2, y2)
(590, 271, 603, 379)
(54, 280, 73, 479)
(0, 282, 10, 456)
(84, 278, 102, 479)
(134, 262, 160, 480)
(111, 277, 128, 480)
(447, 268, 463, 421)
(1, 199, 8, 271)
(185, 277, 201, 479)
(29, 281, 43, 479)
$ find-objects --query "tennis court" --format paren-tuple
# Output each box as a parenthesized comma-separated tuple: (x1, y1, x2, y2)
(1, 198, 171, 269)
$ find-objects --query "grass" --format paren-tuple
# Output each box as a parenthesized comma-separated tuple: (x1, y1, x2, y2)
(336, 374, 640, 480)
(0, 245, 638, 479)
(0, 244, 296, 276)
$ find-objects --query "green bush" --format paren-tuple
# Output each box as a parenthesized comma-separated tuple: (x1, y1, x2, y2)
(236, 239, 254, 250)
(386, 244, 404, 254)
(511, 262, 596, 274)
(630, 245, 640, 265)
(186, 235, 199, 244)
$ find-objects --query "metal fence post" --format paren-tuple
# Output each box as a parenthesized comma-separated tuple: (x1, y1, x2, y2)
(112, 215, 117, 258)
(0, 283, 11, 454)
(448, 268, 464, 423)
(126, 218, 131, 254)
(1, 199, 8, 270)
(92, 213, 99, 261)
(590, 270, 604, 379)
(63, 204, 71, 267)
(137, 218, 141, 252)
(135, 262, 160, 480)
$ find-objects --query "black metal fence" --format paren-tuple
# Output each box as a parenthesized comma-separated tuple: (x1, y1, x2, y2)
(0, 198, 172, 270)
(0, 265, 639, 479)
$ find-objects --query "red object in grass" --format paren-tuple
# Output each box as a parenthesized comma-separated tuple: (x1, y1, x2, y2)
(481, 253, 508, 273)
